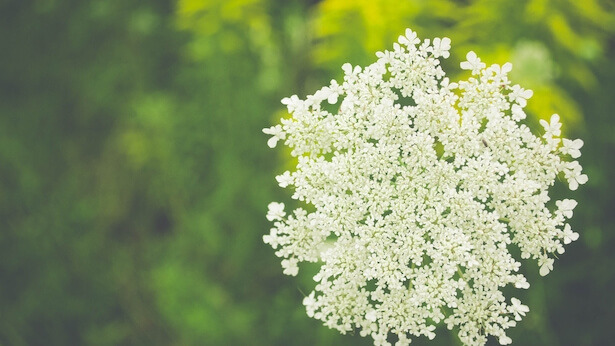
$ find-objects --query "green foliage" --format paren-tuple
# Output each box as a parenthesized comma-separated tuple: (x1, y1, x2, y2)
(312, 0, 615, 132)
(0, 0, 613, 345)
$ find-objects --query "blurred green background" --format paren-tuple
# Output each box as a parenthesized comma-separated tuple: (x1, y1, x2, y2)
(1, 0, 614, 345)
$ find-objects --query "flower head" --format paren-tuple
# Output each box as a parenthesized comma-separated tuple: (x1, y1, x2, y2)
(263, 29, 586, 346)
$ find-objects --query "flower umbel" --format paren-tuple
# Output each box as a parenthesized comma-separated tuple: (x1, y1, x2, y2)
(263, 29, 586, 346)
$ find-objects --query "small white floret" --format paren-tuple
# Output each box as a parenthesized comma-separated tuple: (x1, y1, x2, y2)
(266, 202, 285, 221)
(562, 224, 579, 244)
(539, 113, 562, 137)
(460, 51, 486, 74)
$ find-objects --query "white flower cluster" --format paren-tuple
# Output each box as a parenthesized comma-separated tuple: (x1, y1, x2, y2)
(263, 29, 586, 346)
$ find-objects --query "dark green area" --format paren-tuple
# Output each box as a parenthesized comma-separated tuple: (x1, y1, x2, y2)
(0, 0, 613, 345)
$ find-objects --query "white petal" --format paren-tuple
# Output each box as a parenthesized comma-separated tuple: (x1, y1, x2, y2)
(499, 335, 512, 345)
(267, 136, 279, 148)
(539, 265, 550, 276)
(502, 62, 512, 73)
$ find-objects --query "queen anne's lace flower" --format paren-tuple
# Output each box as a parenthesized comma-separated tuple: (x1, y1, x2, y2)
(263, 29, 586, 346)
